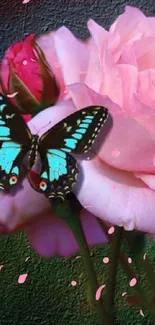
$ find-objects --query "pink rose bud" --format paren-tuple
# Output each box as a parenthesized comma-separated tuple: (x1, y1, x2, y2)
(0, 34, 60, 118)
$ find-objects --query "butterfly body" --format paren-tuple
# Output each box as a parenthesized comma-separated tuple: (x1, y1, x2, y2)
(0, 94, 109, 200)
(28, 135, 40, 170)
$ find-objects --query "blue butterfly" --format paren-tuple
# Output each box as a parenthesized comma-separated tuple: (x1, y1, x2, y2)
(0, 93, 108, 200)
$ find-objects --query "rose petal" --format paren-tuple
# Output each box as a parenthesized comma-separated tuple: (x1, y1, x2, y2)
(99, 112, 155, 172)
(54, 27, 90, 85)
(75, 157, 155, 233)
(27, 209, 108, 257)
(138, 70, 155, 109)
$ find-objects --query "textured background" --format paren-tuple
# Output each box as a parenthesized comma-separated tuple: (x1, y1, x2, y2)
(0, 1, 155, 325)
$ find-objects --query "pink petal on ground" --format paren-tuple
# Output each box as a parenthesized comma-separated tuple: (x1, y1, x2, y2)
(27, 209, 108, 258)
(54, 27, 90, 85)
(95, 285, 105, 300)
(129, 278, 137, 287)
(122, 292, 127, 297)
(140, 309, 145, 317)
(71, 281, 77, 286)
(75, 157, 155, 234)
(103, 257, 109, 264)
(0, 265, 3, 270)
(128, 258, 132, 264)
(143, 253, 147, 260)
(18, 273, 28, 284)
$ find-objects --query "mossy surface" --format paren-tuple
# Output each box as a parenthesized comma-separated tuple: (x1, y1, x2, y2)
(0, 232, 154, 325)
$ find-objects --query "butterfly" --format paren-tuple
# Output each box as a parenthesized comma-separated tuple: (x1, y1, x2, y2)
(0, 93, 108, 200)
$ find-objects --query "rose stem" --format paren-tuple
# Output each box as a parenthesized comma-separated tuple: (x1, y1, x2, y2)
(98, 220, 155, 322)
(50, 194, 110, 325)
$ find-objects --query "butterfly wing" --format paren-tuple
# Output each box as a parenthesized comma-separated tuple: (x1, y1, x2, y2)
(40, 105, 108, 154)
(0, 94, 32, 190)
(28, 106, 108, 199)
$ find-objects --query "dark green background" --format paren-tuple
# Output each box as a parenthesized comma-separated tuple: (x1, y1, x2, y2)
(1, 0, 155, 324)
(0, 232, 155, 325)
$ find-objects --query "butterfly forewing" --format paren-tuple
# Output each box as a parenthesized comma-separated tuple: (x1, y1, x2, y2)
(39, 106, 108, 154)
(0, 94, 32, 190)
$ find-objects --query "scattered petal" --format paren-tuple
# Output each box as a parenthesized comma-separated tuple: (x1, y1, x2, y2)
(18, 273, 28, 284)
(122, 292, 127, 296)
(23, 0, 30, 3)
(23, 60, 28, 65)
(128, 257, 132, 264)
(140, 309, 144, 317)
(25, 256, 30, 261)
(84, 205, 93, 209)
(129, 278, 137, 287)
(0, 265, 3, 270)
(75, 256, 81, 259)
(108, 227, 115, 234)
(103, 257, 109, 264)
(143, 253, 147, 260)
(7, 92, 18, 98)
(71, 281, 77, 286)
(95, 284, 105, 300)
(112, 149, 120, 157)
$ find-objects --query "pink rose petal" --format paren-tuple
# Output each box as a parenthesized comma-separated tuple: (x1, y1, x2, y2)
(71, 281, 77, 286)
(129, 278, 137, 287)
(128, 258, 132, 264)
(108, 227, 115, 234)
(140, 309, 144, 317)
(18, 273, 28, 284)
(7, 92, 18, 98)
(95, 285, 105, 300)
(103, 257, 109, 264)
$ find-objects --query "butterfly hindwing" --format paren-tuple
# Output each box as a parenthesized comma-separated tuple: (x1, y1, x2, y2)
(39, 106, 108, 154)
(0, 94, 31, 190)
(29, 149, 78, 200)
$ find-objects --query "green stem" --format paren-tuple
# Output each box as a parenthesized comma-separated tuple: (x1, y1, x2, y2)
(51, 195, 110, 325)
(124, 232, 155, 291)
(105, 226, 123, 324)
(98, 221, 155, 323)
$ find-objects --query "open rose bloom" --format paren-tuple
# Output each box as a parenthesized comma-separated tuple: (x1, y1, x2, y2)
(1, 5, 155, 257)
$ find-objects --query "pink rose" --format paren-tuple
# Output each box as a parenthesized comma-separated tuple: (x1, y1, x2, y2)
(37, 5, 155, 235)
(0, 34, 60, 120)
(1, 5, 155, 258)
